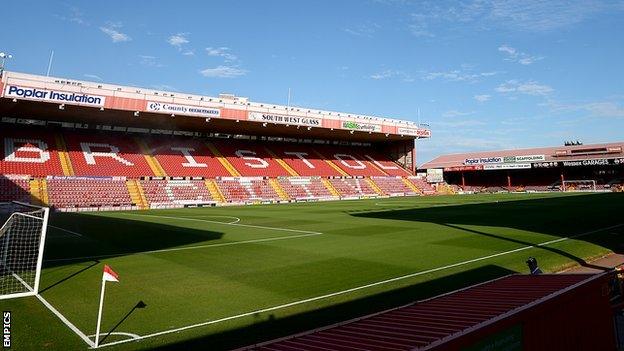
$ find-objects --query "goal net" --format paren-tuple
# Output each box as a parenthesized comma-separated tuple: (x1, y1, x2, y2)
(562, 179, 597, 192)
(0, 201, 49, 300)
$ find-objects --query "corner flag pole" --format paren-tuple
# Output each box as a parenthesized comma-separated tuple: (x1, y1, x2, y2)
(94, 276, 107, 348)
(95, 265, 119, 348)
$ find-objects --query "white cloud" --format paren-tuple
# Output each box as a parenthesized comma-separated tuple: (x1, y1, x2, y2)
(582, 102, 624, 118)
(206, 47, 238, 62)
(423, 69, 500, 83)
(370, 70, 395, 80)
(408, 13, 434, 37)
(498, 44, 543, 65)
(548, 100, 624, 119)
(100, 23, 131, 43)
(83, 74, 102, 81)
(344, 23, 380, 37)
(168, 33, 189, 47)
(474, 94, 491, 102)
(55, 5, 88, 25)
(403, 1, 624, 38)
(496, 80, 553, 96)
(441, 110, 476, 118)
(151, 84, 177, 91)
(182, 50, 195, 56)
(139, 55, 164, 68)
(369, 69, 413, 82)
(199, 66, 247, 78)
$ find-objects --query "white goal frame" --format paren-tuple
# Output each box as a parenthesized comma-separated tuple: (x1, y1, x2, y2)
(0, 201, 50, 300)
(562, 179, 597, 192)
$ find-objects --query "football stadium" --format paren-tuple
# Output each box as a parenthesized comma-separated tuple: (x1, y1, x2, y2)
(1, 2, 624, 350)
(0, 70, 623, 350)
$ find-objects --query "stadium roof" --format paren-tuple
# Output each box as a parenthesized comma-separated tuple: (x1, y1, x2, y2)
(244, 274, 597, 350)
(421, 141, 624, 170)
(0, 71, 431, 143)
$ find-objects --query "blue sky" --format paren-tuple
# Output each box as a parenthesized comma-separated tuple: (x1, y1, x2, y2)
(1, 0, 623, 163)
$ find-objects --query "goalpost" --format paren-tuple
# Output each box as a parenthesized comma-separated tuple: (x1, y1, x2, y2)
(562, 179, 597, 192)
(0, 201, 49, 300)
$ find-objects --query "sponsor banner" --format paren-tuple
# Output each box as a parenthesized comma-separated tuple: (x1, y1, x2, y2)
(443, 165, 483, 172)
(483, 163, 531, 170)
(466, 154, 546, 165)
(513, 154, 546, 163)
(416, 129, 431, 137)
(5, 85, 105, 106)
(146, 101, 220, 118)
(532, 161, 559, 168)
(341, 121, 382, 133)
(563, 158, 611, 167)
(397, 127, 418, 136)
(426, 168, 444, 183)
(397, 127, 431, 137)
(248, 112, 321, 127)
(464, 156, 503, 165)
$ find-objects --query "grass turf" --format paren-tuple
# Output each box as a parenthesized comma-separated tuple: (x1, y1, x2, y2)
(1, 192, 623, 350)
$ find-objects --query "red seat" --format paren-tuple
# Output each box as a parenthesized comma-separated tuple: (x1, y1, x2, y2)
(65, 132, 154, 177)
(145, 137, 230, 177)
(0, 130, 64, 176)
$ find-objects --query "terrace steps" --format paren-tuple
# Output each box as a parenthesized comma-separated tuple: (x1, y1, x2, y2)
(321, 178, 341, 197)
(29, 178, 49, 205)
(402, 177, 422, 194)
(312, 149, 349, 176)
(205, 179, 226, 203)
(264, 147, 299, 176)
(126, 179, 148, 209)
(135, 138, 167, 177)
(205, 142, 241, 177)
(365, 178, 385, 196)
(54, 133, 74, 176)
(268, 178, 290, 201)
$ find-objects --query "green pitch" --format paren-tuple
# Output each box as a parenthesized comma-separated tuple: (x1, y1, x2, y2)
(2, 192, 623, 350)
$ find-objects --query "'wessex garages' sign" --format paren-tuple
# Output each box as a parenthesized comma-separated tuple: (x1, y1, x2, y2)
(248, 112, 321, 127)
(563, 159, 612, 167)
(4, 85, 106, 106)
(146, 101, 221, 118)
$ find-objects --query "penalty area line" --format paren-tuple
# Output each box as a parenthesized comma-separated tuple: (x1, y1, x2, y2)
(49, 225, 84, 237)
(119, 213, 323, 235)
(45, 232, 323, 263)
(96, 223, 624, 349)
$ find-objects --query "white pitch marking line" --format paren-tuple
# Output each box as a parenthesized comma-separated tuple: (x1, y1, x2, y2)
(96, 223, 624, 349)
(121, 213, 322, 235)
(45, 232, 323, 263)
(87, 331, 141, 340)
(49, 225, 83, 237)
(174, 215, 241, 224)
(36, 294, 95, 348)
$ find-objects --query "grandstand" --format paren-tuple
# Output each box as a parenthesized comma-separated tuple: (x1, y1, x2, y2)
(0, 71, 431, 210)
(421, 142, 624, 193)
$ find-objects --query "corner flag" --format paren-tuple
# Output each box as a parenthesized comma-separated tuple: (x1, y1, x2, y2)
(95, 264, 120, 347)
(103, 265, 119, 282)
